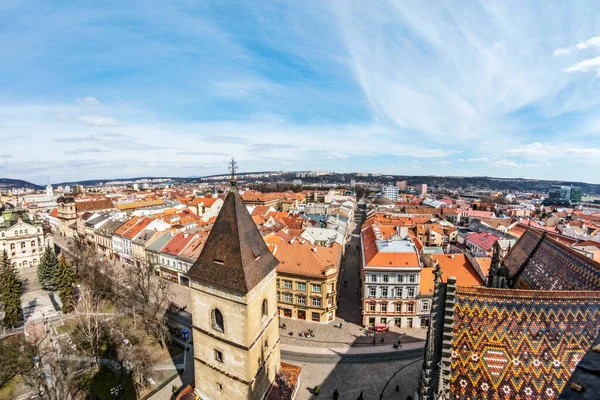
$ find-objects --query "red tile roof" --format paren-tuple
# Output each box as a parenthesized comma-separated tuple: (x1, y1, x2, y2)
(465, 232, 500, 252)
(161, 232, 195, 256)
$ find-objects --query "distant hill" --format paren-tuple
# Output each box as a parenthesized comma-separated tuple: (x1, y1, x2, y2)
(0, 178, 42, 190)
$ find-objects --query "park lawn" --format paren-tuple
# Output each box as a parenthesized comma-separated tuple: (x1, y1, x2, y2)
(55, 320, 76, 335)
(0, 375, 23, 400)
(138, 370, 179, 398)
(102, 301, 115, 314)
(77, 367, 136, 400)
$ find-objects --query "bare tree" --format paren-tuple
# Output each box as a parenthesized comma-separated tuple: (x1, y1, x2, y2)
(22, 331, 83, 400)
(125, 263, 171, 346)
(72, 288, 110, 361)
(110, 320, 152, 395)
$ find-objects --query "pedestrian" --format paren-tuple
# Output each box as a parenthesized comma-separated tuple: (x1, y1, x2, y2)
(314, 385, 320, 396)
(333, 389, 340, 400)
(357, 391, 364, 400)
(398, 338, 402, 348)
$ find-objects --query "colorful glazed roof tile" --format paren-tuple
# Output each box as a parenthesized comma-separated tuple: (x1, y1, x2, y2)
(450, 287, 600, 399)
(504, 229, 600, 290)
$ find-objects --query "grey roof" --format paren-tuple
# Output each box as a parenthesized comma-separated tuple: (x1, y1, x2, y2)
(146, 232, 174, 254)
(187, 191, 279, 295)
(85, 213, 112, 227)
(133, 229, 158, 246)
(98, 219, 126, 235)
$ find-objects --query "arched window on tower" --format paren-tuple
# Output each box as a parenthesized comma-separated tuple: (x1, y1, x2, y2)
(20, 242, 26, 249)
(211, 308, 224, 333)
(262, 299, 268, 321)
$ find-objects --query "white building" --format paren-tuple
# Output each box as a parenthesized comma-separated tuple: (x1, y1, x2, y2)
(382, 185, 399, 202)
(0, 209, 52, 268)
(361, 225, 424, 328)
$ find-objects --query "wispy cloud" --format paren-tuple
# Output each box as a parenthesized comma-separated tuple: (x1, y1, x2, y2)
(65, 148, 109, 155)
(2, 2, 600, 183)
(554, 36, 600, 56)
(565, 56, 600, 76)
(78, 116, 119, 126)
(489, 159, 541, 168)
(76, 96, 102, 106)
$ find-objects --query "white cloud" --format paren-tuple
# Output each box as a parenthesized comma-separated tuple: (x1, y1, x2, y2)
(505, 142, 550, 156)
(554, 36, 600, 56)
(466, 157, 490, 162)
(565, 56, 600, 76)
(440, 160, 451, 164)
(78, 116, 119, 126)
(489, 159, 539, 168)
(76, 96, 102, 106)
(506, 142, 600, 160)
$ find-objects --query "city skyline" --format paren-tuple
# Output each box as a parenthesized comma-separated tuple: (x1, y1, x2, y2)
(3, 1, 600, 183)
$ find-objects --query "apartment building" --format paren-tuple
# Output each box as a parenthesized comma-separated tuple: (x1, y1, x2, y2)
(266, 233, 341, 324)
(360, 224, 423, 328)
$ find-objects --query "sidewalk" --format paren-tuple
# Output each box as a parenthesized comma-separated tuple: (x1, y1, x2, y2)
(281, 340, 424, 356)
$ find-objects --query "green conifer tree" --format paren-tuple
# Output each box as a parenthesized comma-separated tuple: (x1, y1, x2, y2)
(37, 246, 59, 290)
(55, 253, 76, 313)
(1, 251, 23, 328)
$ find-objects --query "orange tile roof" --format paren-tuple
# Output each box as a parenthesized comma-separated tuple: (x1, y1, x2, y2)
(361, 225, 420, 268)
(49, 208, 58, 218)
(115, 198, 164, 211)
(122, 217, 154, 239)
(475, 257, 492, 277)
(420, 253, 484, 295)
(272, 239, 341, 278)
(251, 205, 271, 216)
(114, 216, 142, 236)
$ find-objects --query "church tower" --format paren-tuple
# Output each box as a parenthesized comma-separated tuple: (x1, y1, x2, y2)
(46, 176, 53, 198)
(187, 159, 281, 400)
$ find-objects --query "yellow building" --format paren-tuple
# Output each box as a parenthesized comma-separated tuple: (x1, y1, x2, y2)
(265, 234, 341, 323)
(186, 186, 282, 400)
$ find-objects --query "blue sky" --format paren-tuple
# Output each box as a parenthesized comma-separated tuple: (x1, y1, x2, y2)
(2, 1, 600, 184)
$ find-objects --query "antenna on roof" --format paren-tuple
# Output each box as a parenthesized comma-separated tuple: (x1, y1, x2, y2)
(229, 157, 238, 188)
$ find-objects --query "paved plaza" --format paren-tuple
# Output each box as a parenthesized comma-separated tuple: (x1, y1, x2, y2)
(290, 356, 422, 400)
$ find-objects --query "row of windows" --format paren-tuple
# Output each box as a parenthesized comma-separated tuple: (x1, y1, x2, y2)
(368, 274, 418, 284)
(278, 280, 335, 293)
(3, 241, 39, 250)
(367, 302, 415, 313)
(0, 228, 41, 238)
(279, 293, 323, 307)
(367, 286, 416, 298)
(366, 301, 429, 313)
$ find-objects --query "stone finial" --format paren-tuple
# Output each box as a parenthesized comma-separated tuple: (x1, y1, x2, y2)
(433, 260, 443, 284)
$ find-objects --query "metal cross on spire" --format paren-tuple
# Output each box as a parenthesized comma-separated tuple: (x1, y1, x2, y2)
(229, 157, 238, 187)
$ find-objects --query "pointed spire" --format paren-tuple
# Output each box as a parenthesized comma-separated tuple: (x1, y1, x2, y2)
(187, 160, 279, 295)
(229, 157, 238, 188)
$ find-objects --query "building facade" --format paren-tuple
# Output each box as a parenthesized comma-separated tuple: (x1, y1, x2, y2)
(0, 209, 50, 268)
(361, 225, 423, 328)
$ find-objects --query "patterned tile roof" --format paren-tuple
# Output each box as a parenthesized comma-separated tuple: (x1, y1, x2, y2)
(503, 228, 545, 276)
(514, 234, 600, 290)
(450, 287, 600, 399)
(503, 228, 600, 290)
